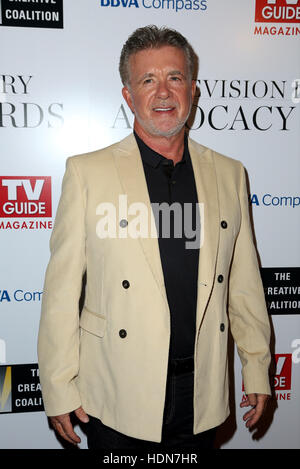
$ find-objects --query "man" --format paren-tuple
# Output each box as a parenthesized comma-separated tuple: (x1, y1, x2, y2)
(38, 25, 271, 450)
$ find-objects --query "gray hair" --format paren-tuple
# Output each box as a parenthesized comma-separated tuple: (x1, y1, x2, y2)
(119, 25, 196, 86)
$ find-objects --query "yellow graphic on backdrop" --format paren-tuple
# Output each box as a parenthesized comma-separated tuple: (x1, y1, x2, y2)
(0, 366, 12, 412)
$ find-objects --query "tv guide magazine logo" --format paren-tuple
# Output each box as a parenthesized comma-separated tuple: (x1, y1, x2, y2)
(0, 177, 52, 230)
(254, 0, 300, 35)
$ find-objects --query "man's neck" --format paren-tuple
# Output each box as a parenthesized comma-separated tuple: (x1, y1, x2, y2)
(134, 123, 185, 165)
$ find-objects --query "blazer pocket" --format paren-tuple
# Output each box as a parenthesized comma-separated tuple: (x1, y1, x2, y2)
(79, 306, 106, 338)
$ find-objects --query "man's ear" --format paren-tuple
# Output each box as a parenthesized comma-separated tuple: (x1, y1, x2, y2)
(122, 87, 134, 113)
(191, 79, 196, 102)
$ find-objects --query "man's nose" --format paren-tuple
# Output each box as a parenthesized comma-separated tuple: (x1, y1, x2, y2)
(156, 80, 170, 99)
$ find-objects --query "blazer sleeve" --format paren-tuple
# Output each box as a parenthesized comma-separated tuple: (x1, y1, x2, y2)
(38, 156, 86, 416)
(228, 163, 271, 396)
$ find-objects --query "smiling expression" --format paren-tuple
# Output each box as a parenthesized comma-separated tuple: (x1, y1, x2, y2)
(122, 46, 196, 139)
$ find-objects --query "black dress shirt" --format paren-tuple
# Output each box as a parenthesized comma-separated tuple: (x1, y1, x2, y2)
(134, 132, 200, 360)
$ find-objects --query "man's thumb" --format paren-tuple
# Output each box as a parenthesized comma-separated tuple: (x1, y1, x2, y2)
(74, 406, 89, 423)
(247, 393, 257, 407)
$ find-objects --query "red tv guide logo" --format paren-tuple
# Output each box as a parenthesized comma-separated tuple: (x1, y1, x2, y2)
(255, 0, 300, 23)
(273, 354, 292, 390)
(242, 353, 292, 392)
(0, 177, 52, 218)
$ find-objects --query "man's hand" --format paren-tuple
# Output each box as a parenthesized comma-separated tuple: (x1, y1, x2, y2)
(240, 393, 269, 429)
(50, 407, 89, 445)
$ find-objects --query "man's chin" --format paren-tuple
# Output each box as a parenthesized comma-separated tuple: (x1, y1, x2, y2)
(138, 119, 186, 139)
(153, 128, 184, 138)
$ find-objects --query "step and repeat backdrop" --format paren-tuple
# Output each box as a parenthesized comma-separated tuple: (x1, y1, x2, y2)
(0, 0, 299, 449)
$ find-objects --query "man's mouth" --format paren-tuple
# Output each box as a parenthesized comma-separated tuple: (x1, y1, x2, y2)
(153, 107, 175, 112)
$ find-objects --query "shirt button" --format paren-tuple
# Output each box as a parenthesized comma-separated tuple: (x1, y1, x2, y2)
(221, 220, 227, 229)
(217, 274, 224, 283)
(122, 280, 130, 289)
(119, 219, 128, 228)
(171, 180, 176, 184)
(119, 329, 127, 338)
(220, 323, 225, 332)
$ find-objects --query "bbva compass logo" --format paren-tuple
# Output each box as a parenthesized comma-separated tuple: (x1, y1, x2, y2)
(99, 0, 208, 12)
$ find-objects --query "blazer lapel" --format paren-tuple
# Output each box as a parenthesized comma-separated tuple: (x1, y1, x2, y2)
(113, 134, 169, 308)
(188, 139, 220, 332)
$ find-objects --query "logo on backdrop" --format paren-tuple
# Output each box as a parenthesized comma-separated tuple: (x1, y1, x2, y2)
(0, 364, 43, 414)
(269, 354, 293, 402)
(114, 79, 297, 132)
(0, 177, 52, 218)
(0, 74, 64, 129)
(254, 0, 300, 36)
(250, 193, 300, 208)
(0, 366, 11, 412)
(242, 353, 293, 402)
(0, 177, 52, 230)
(99, 0, 207, 12)
(0, 0, 63, 29)
(260, 267, 300, 315)
(0, 289, 43, 303)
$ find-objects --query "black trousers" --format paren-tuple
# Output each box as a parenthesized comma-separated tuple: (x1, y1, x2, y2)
(86, 358, 217, 451)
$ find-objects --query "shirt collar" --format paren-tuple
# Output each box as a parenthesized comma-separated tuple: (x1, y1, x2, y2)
(134, 131, 188, 169)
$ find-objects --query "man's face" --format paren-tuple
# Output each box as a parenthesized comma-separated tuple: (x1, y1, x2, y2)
(122, 46, 196, 138)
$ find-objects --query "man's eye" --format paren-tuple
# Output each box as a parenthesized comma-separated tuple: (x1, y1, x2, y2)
(170, 76, 181, 81)
(143, 78, 153, 84)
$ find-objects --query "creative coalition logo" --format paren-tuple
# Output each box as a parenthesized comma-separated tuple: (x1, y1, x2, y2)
(0, 176, 53, 230)
(99, 0, 207, 12)
(254, 0, 300, 36)
(0, 0, 63, 29)
(261, 267, 300, 315)
(0, 364, 43, 413)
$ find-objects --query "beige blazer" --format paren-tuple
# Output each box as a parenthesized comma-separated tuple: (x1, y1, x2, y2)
(38, 134, 271, 442)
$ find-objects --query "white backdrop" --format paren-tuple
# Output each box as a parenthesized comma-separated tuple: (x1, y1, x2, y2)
(0, 0, 299, 449)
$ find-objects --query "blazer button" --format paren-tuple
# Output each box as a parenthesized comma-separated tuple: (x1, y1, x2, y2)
(217, 274, 224, 283)
(221, 220, 227, 229)
(119, 219, 128, 228)
(119, 329, 127, 338)
(220, 323, 225, 332)
(122, 280, 130, 289)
